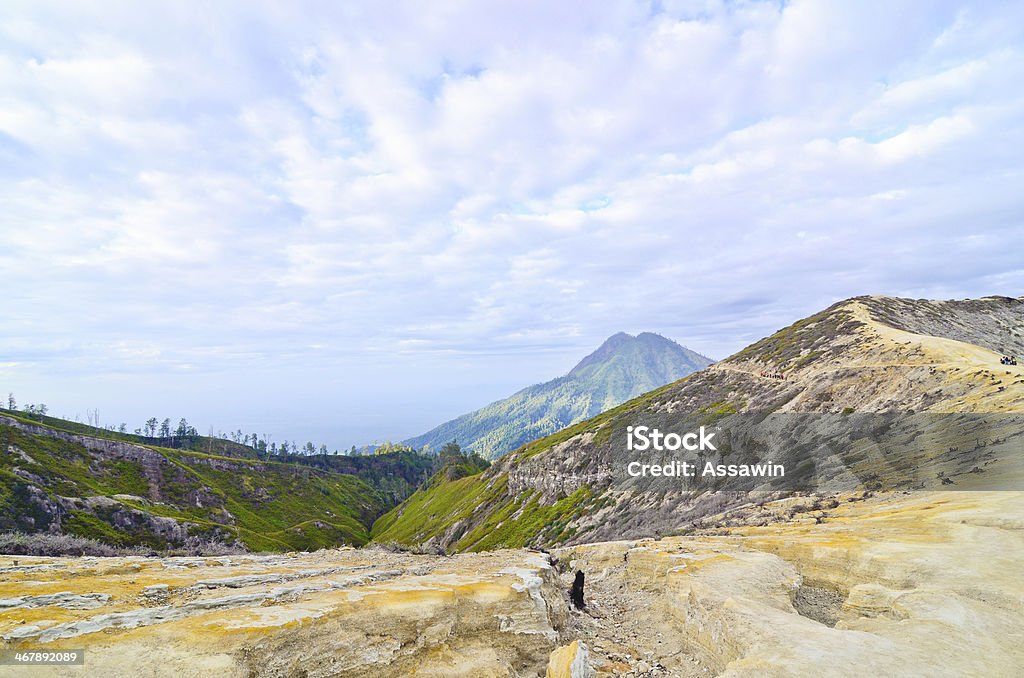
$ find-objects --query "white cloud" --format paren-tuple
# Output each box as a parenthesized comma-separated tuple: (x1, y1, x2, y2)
(1, 0, 1022, 446)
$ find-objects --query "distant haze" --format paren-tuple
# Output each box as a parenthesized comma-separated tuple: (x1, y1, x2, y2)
(2, 2, 1022, 449)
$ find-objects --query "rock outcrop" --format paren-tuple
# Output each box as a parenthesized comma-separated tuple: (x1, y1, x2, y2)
(555, 489, 1024, 676)
(0, 548, 570, 677)
(5, 486, 1020, 676)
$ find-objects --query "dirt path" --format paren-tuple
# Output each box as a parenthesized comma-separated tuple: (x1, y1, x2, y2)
(849, 300, 1023, 372)
(559, 560, 710, 677)
(710, 299, 1024, 381)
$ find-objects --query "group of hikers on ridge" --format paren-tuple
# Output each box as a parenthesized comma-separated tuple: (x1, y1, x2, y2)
(1001, 355, 1018, 365)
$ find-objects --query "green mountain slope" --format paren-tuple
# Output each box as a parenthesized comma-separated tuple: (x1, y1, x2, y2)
(0, 411, 427, 553)
(405, 332, 713, 459)
(372, 295, 1024, 552)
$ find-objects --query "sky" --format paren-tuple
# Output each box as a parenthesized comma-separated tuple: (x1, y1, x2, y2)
(2, 1, 1023, 449)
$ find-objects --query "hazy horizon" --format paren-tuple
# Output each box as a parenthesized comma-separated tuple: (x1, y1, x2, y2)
(2, 328, 709, 451)
(3, 1, 1023, 448)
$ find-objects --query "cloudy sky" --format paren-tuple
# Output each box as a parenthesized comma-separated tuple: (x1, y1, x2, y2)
(2, 1, 1022, 449)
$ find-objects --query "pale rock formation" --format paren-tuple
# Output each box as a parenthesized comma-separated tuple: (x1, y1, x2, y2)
(557, 489, 1024, 676)
(0, 548, 569, 677)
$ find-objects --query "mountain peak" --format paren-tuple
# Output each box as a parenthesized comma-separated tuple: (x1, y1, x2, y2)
(569, 331, 704, 375)
(379, 293, 1024, 555)
(569, 332, 637, 373)
(406, 331, 713, 459)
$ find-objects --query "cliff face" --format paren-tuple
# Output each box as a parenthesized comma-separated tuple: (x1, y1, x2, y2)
(372, 295, 1024, 551)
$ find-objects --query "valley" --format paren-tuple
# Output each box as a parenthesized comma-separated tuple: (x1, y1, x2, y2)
(1, 294, 1022, 676)
(0, 412, 435, 554)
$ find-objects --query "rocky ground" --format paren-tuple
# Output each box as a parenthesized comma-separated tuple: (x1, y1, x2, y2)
(3, 488, 1020, 676)
(0, 547, 573, 677)
(3, 296, 1022, 676)
(554, 489, 1024, 677)
(559, 571, 708, 677)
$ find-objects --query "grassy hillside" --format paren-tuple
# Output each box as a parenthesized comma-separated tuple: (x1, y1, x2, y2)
(405, 332, 712, 459)
(0, 410, 396, 552)
(277, 449, 436, 506)
(0, 408, 263, 459)
(371, 379, 678, 550)
(373, 295, 1024, 552)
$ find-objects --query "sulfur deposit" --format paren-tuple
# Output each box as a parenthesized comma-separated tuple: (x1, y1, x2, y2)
(557, 490, 1024, 677)
(0, 548, 568, 677)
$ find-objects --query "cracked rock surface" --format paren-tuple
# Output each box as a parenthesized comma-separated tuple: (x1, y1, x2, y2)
(555, 489, 1024, 677)
(2, 489, 1022, 676)
(0, 547, 568, 677)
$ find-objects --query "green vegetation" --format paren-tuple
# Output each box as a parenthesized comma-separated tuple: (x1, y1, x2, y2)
(434, 441, 490, 479)
(371, 473, 503, 545)
(730, 302, 864, 368)
(0, 407, 259, 459)
(405, 332, 712, 459)
(371, 470, 595, 553)
(696, 400, 743, 426)
(65, 510, 151, 548)
(454, 487, 593, 551)
(370, 442, 493, 544)
(271, 448, 436, 505)
(0, 414, 395, 552)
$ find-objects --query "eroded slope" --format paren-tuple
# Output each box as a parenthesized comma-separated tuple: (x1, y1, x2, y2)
(372, 295, 1024, 551)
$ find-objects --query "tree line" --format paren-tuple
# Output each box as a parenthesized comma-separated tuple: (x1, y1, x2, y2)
(2, 392, 416, 460)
